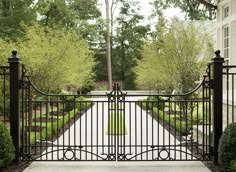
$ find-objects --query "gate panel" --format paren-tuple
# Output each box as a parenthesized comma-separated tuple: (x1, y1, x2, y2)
(20, 65, 116, 161)
(117, 75, 212, 161)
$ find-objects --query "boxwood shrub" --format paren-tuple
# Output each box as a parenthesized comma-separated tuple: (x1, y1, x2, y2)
(219, 123, 236, 170)
(230, 160, 236, 172)
(0, 122, 15, 168)
(146, 96, 165, 111)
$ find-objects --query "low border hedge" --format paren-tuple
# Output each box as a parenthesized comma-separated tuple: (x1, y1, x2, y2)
(0, 122, 15, 168)
(139, 102, 190, 136)
(219, 123, 236, 171)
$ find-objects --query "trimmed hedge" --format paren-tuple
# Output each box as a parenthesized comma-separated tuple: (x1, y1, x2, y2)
(140, 102, 190, 136)
(64, 96, 85, 112)
(106, 112, 128, 135)
(29, 101, 91, 143)
(146, 96, 165, 111)
(219, 123, 236, 170)
(230, 160, 236, 172)
(0, 122, 15, 168)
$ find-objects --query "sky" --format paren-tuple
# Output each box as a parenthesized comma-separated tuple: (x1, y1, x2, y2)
(97, 0, 185, 21)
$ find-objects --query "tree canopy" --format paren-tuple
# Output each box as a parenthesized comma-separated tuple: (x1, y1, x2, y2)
(0, 0, 216, 92)
(0, 23, 95, 92)
(136, 18, 214, 93)
(152, 0, 217, 20)
(0, 0, 36, 38)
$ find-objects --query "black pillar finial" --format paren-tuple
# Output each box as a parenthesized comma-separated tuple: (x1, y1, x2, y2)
(12, 49, 17, 56)
(215, 50, 221, 57)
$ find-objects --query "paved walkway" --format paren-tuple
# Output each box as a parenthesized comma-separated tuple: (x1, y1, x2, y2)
(24, 162, 211, 172)
(23, 97, 211, 171)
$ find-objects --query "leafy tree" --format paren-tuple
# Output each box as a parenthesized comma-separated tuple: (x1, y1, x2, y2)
(71, 0, 101, 20)
(136, 18, 214, 93)
(152, 0, 217, 20)
(36, 0, 101, 28)
(112, 0, 149, 89)
(0, 23, 95, 92)
(0, 0, 36, 39)
(91, 19, 108, 82)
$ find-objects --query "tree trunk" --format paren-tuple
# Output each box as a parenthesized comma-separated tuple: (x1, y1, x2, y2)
(197, 0, 217, 9)
(105, 0, 113, 90)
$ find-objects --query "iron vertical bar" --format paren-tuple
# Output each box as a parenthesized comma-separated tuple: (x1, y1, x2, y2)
(102, 102, 104, 154)
(191, 102, 193, 160)
(51, 100, 54, 160)
(97, 101, 99, 160)
(85, 102, 87, 160)
(3, 68, 6, 124)
(46, 96, 48, 160)
(21, 66, 25, 158)
(34, 101, 37, 155)
(152, 102, 154, 160)
(174, 102, 177, 160)
(74, 96, 76, 160)
(135, 101, 137, 160)
(197, 102, 199, 155)
(185, 101, 188, 160)
(91, 102, 93, 160)
(180, 102, 182, 160)
(232, 74, 234, 123)
(62, 96, 65, 160)
(169, 100, 171, 160)
(129, 102, 131, 154)
(123, 96, 125, 160)
(40, 102, 42, 160)
(226, 68, 229, 126)
(146, 101, 148, 160)
(141, 102, 143, 160)
(79, 101, 82, 160)
(57, 101, 59, 160)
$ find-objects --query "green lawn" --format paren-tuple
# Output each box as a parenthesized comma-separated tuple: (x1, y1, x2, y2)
(106, 112, 128, 135)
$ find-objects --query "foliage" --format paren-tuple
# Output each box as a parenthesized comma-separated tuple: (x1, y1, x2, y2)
(64, 96, 86, 112)
(146, 96, 165, 111)
(36, 0, 101, 28)
(219, 123, 236, 170)
(106, 112, 128, 135)
(140, 103, 190, 136)
(0, 0, 36, 39)
(230, 160, 236, 172)
(136, 18, 214, 93)
(0, 122, 15, 168)
(111, 0, 149, 89)
(0, 23, 95, 92)
(152, 0, 216, 20)
(29, 101, 91, 144)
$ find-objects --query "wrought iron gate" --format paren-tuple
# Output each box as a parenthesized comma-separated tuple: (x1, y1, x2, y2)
(1, 50, 230, 163)
(19, 72, 212, 161)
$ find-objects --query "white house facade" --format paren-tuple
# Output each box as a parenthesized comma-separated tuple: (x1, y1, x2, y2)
(217, 0, 236, 64)
(217, 0, 236, 129)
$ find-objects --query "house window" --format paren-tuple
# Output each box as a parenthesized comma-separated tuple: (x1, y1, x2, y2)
(223, 5, 229, 19)
(223, 25, 230, 63)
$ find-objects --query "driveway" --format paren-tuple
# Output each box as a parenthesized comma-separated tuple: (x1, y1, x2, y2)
(23, 96, 211, 171)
